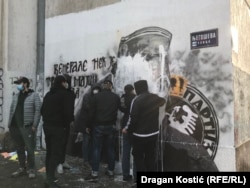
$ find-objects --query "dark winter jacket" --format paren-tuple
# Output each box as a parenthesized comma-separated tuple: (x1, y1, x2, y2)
(127, 80, 166, 136)
(88, 88, 120, 128)
(75, 85, 101, 133)
(119, 92, 136, 129)
(41, 86, 74, 128)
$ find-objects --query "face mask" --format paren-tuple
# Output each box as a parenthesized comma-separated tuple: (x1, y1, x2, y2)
(93, 89, 99, 94)
(17, 84, 24, 91)
(64, 82, 69, 89)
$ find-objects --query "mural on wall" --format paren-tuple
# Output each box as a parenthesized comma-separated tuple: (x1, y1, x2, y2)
(45, 26, 226, 171)
(115, 27, 219, 171)
(44, 0, 232, 171)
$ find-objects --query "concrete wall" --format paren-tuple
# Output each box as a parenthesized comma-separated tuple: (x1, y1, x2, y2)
(231, 0, 250, 171)
(0, 0, 38, 131)
(0, 0, 7, 133)
(45, 0, 120, 18)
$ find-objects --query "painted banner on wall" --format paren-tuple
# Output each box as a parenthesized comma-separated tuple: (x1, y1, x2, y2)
(45, 0, 232, 171)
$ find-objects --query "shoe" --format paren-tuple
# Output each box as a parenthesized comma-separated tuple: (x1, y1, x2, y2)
(105, 170, 114, 179)
(28, 169, 36, 179)
(36, 146, 41, 151)
(45, 182, 61, 188)
(53, 178, 58, 183)
(62, 162, 72, 169)
(44, 178, 59, 188)
(11, 167, 27, 177)
(85, 173, 98, 182)
(57, 164, 63, 174)
(131, 182, 137, 188)
(123, 175, 132, 182)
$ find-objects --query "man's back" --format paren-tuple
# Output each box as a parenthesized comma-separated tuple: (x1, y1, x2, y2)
(90, 89, 120, 126)
(41, 87, 74, 127)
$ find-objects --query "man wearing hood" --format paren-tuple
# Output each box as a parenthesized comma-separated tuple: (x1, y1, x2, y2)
(8, 76, 41, 179)
(127, 80, 166, 180)
(56, 74, 76, 174)
(41, 75, 74, 188)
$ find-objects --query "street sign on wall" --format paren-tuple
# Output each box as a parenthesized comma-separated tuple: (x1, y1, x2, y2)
(191, 28, 218, 49)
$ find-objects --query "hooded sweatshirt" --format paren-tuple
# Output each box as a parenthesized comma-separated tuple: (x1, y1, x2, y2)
(127, 80, 166, 137)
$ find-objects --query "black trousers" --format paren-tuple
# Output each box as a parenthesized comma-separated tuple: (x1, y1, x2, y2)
(43, 125, 65, 183)
(132, 134, 158, 174)
(59, 125, 70, 164)
(9, 126, 36, 169)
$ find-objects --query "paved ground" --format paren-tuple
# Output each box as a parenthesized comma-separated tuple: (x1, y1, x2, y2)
(0, 150, 134, 188)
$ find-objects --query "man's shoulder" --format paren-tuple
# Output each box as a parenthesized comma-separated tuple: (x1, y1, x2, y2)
(112, 92, 120, 99)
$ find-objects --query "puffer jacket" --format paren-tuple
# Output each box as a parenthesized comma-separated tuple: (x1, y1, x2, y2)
(8, 89, 41, 128)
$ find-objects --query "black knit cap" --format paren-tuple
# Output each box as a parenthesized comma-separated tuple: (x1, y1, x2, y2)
(103, 79, 113, 85)
(124, 84, 134, 94)
(134, 80, 148, 95)
(53, 75, 67, 88)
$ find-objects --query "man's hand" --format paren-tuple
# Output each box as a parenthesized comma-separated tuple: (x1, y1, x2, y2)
(70, 121, 74, 128)
(122, 128, 128, 134)
(75, 132, 83, 143)
(86, 128, 91, 134)
(32, 125, 37, 132)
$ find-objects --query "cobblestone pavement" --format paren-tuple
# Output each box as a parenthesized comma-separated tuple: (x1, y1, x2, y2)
(0, 150, 134, 188)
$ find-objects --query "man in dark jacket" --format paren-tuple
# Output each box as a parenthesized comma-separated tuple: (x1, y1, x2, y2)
(127, 80, 166, 177)
(56, 74, 76, 174)
(85, 79, 120, 181)
(41, 75, 74, 188)
(75, 84, 101, 168)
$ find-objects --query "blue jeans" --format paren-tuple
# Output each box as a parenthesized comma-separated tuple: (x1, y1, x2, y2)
(122, 133, 136, 178)
(91, 125, 116, 173)
(82, 132, 91, 163)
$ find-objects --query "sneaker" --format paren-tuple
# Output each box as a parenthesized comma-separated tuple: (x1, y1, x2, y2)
(57, 164, 63, 174)
(62, 162, 72, 169)
(28, 169, 36, 179)
(131, 182, 137, 188)
(36, 146, 41, 151)
(45, 181, 61, 188)
(105, 170, 114, 179)
(85, 173, 98, 182)
(123, 175, 133, 182)
(44, 178, 59, 188)
(11, 168, 27, 177)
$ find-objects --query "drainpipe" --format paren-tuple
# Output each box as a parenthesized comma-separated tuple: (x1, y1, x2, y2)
(36, 0, 45, 98)
(36, 0, 45, 150)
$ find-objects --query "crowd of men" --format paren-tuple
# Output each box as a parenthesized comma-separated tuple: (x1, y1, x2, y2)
(8, 75, 166, 188)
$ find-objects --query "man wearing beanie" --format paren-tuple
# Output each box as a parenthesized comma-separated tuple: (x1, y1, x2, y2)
(127, 80, 166, 183)
(85, 79, 120, 181)
(41, 75, 75, 188)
